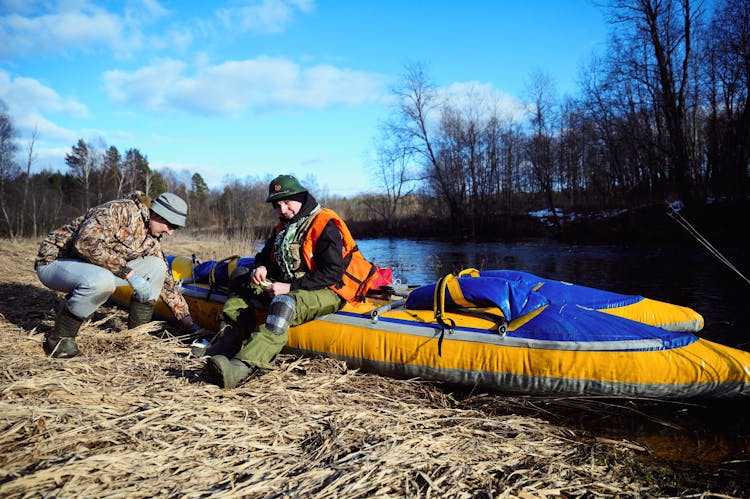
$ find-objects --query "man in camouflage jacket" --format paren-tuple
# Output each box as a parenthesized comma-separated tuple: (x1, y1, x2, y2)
(35, 191, 195, 358)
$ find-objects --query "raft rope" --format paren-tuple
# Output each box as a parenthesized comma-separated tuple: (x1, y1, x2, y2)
(666, 202, 750, 285)
(207, 254, 241, 300)
(433, 273, 457, 357)
(433, 270, 512, 355)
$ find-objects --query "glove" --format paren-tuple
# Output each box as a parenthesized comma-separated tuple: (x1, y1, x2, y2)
(127, 273, 151, 302)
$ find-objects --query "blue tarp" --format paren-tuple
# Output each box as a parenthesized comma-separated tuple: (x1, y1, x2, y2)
(483, 270, 643, 310)
(406, 274, 550, 321)
(404, 270, 697, 348)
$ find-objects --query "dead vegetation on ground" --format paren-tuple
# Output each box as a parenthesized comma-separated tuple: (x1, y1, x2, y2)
(0, 237, 739, 497)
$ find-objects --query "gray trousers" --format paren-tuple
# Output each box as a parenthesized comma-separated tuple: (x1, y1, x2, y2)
(36, 256, 166, 319)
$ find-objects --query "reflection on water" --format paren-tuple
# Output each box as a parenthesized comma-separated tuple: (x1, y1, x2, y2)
(358, 237, 750, 466)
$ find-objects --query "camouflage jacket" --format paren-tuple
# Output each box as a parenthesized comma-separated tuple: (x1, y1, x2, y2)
(34, 192, 190, 320)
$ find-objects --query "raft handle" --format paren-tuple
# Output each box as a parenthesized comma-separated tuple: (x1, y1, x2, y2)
(370, 298, 407, 323)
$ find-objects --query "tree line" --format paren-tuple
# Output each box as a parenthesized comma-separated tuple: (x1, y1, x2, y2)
(366, 0, 749, 239)
(0, 0, 747, 242)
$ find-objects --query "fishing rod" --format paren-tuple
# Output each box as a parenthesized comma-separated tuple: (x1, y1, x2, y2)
(665, 202, 750, 285)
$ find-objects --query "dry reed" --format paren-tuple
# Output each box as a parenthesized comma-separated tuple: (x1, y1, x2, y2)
(0, 238, 732, 498)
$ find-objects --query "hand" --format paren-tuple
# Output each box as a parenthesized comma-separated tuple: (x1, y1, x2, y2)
(251, 266, 268, 286)
(178, 315, 200, 332)
(265, 281, 291, 297)
(127, 273, 151, 302)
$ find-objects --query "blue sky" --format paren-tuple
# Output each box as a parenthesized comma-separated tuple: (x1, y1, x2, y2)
(1, 0, 609, 197)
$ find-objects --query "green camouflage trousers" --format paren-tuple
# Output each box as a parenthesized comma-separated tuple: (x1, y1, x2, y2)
(222, 285, 344, 368)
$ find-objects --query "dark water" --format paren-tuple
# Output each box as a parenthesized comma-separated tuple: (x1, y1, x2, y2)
(358, 237, 750, 467)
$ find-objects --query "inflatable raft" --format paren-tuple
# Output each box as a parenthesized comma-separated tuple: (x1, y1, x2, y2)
(112, 255, 750, 399)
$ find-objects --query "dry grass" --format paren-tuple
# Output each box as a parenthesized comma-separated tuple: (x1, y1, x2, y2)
(0, 237, 735, 498)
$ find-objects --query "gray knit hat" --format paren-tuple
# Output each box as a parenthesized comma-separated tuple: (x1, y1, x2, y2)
(151, 192, 187, 227)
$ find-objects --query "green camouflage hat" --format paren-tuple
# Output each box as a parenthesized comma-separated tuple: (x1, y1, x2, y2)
(266, 175, 307, 202)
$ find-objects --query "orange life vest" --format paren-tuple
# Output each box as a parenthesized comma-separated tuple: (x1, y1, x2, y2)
(298, 208, 377, 305)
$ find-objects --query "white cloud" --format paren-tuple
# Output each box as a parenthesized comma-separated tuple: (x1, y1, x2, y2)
(18, 113, 78, 143)
(0, 76, 87, 116)
(102, 59, 188, 110)
(0, 69, 95, 172)
(163, 27, 193, 52)
(0, 0, 34, 15)
(0, 1, 317, 62)
(125, 0, 169, 21)
(0, 0, 175, 60)
(437, 81, 526, 122)
(215, 0, 314, 35)
(34, 146, 73, 169)
(149, 159, 228, 190)
(0, 4, 127, 59)
(291, 65, 385, 107)
(102, 56, 386, 115)
(0, 70, 88, 137)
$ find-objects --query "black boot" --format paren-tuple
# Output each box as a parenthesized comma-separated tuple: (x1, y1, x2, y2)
(44, 306, 83, 358)
(193, 324, 245, 358)
(206, 355, 254, 389)
(129, 300, 155, 329)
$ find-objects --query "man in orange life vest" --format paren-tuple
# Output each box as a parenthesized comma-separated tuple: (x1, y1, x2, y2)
(205, 174, 377, 389)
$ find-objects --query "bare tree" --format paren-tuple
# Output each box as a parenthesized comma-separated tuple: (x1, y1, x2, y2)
(701, 0, 750, 200)
(609, 0, 703, 200)
(65, 139, 97, 210)
(103, 146, 124, 198)
(387, 64, 458, 218)
(0, 103, 21, 239)
(500, 125, 523, 214)
(365, 132, 415, 232)
(440, 85, 490, 238)
(122, 148, 150, 194)
(558, 97, 586, 208)
(21, 127, 38, 237)
(525, 70, 561, 229)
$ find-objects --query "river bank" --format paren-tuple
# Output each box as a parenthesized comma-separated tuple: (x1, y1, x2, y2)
(345, 199, 750, 248)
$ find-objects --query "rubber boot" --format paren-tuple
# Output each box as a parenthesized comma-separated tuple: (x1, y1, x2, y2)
(206, 355, 254, 389)
(192, 323, 246, 358)
(129, 300, 155, 329)
(43, 306, 83, 358)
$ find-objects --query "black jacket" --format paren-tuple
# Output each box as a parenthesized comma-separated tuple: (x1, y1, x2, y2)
(255, 193, 345, 291)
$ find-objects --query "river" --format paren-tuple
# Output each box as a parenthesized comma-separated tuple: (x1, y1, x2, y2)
(357, 237, 750, 467)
